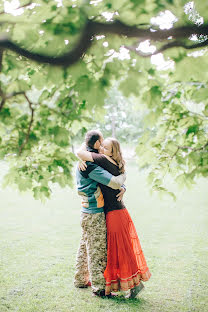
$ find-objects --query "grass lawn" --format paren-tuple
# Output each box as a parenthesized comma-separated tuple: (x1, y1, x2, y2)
(0, 160, 208, 312)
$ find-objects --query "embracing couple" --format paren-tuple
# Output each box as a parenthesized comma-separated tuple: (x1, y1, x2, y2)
(74, 130, 151, 298)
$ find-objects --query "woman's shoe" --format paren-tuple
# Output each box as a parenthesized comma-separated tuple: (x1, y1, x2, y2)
(125, 282, 145, 299)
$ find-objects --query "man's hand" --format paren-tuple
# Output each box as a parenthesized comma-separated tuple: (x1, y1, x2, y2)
(116, 187, 126, 201)
(78, 160, 87, 171)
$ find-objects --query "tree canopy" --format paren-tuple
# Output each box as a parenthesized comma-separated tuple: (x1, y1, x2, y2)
(0, 0, 208, 200)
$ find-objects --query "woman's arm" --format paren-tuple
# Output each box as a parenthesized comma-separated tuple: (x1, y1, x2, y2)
(77, 144, 94, 162)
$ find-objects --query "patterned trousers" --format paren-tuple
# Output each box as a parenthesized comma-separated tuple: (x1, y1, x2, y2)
(74, 212, 107, 292)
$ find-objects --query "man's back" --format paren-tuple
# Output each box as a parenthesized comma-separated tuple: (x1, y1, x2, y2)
(76, 162, 105, 213)
(76, 160, 126, 214)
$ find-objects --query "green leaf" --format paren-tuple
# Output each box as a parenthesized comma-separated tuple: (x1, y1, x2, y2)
(33, 186, 50, 202)
(203, 104, 208, 117)
(186, 125, 199, 136)
(192, 87, 208, 103)
(49, 126, 69, 147)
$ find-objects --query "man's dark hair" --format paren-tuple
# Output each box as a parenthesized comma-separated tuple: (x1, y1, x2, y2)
(85, 130, 102, 149)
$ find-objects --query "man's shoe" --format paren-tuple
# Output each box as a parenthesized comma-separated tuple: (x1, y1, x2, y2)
(93, 290, 118, 299)
(125, 282, 145, 299)
(75, 281, 91, 288)
(92, 289, 106, 297)
(106, 292, 118, 299)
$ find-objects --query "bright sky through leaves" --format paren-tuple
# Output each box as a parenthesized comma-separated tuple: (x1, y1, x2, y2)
(4, 0, 24, 16)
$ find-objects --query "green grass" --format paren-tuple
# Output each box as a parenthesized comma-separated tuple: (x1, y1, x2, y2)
(0, 161, 208, 312)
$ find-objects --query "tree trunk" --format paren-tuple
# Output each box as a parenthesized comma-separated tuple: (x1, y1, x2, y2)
(111, 115, 116, 138)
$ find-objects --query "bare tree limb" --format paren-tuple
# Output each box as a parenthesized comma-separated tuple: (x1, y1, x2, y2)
(5, 91, 26, 99)
(0, 90, 26, 112)
(18, 93, 34, 155)
(178, 141, 208, 152)
(0, 48, 3, 71)
(0, 48, 4, 111)
(0, 51, 5, 111)
(170, 141, 208, 160)
(0, 20, 208, 66)
(125, 39, 208, 57)
(0, 98, 5, 112)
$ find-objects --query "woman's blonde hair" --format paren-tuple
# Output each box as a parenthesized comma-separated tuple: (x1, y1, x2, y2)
(106, 137, 125, 173)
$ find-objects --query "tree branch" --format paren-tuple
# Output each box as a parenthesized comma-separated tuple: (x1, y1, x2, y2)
(0, 48, 4, 111)
(91, 21, 208, 40)
(171, 141, 208, 159)
(0, 20, 94, 66)
(178, 141, 208, 152)
(125, 39, 208, 57)
(5, 91, 26, 99)
(0, 66, 5, 111)
(18, 93, 34, 155)
(170, 146, 180, 159)
(0, 90, 26, 112)
(0, 20, 208, 66)
(0, 98, 5, 112)
(0, 48, 3, 71)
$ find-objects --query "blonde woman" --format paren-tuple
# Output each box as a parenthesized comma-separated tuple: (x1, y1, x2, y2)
(77, 137, 151, 298)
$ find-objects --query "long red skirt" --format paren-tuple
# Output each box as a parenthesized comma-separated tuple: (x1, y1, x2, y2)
(104, 208, 151, 295)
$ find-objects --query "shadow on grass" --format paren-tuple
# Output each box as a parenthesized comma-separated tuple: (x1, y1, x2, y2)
(102, 294, 147, 306)
(77, 287, 148, 309)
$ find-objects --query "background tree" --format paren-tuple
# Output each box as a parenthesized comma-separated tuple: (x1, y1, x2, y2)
(0, 0, 208, 199)
(89, 85, 145, 142)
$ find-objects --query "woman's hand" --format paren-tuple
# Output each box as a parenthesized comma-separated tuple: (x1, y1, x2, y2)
(78, 160, 87, 171)
(116, 187, 126, 201)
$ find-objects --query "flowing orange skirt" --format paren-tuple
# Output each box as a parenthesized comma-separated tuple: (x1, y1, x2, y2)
(104, 208, 151, 295)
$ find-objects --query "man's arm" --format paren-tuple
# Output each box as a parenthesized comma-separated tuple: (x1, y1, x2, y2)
(76, 144, 94, 162)
(88, 165, 126, 189)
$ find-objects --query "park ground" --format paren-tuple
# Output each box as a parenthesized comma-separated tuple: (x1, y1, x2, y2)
(0, 160, 208, 312)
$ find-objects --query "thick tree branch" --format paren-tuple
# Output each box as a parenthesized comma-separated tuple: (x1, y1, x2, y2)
(0, 21, 208, 66)
(18, 93, 34, 155)
(0, 20, 94, 66)
(91, 21, 208, 40)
